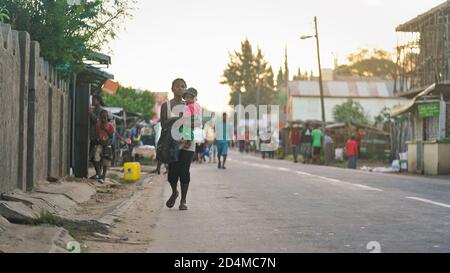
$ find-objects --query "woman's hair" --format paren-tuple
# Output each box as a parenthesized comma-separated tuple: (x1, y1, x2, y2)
(172, 78, 186, 88)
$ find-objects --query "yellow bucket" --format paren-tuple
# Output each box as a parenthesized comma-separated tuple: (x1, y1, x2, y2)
(124, 162, 141, 182)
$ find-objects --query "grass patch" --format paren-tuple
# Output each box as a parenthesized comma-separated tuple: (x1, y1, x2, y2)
(36, 210, 64, 227)
(107, 173, 120, 182)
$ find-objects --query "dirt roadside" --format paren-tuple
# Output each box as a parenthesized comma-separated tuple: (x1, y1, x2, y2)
(74, 172, 166, 253)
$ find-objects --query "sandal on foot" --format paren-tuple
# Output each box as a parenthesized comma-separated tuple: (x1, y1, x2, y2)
(166, 191, 179, 208)
(179, 201, 188, 210)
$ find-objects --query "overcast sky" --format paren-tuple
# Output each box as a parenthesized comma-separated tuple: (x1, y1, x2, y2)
(106, 0, 444, 111)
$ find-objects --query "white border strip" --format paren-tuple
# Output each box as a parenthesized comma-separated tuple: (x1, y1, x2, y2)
(406, 197, 450, 209)
(231, 158, 383, 192)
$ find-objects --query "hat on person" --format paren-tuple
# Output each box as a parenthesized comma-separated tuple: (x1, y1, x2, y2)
(183, 87, 198, 99)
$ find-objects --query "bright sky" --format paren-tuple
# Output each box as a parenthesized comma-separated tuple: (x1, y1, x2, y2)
(106, 0, 444, 112)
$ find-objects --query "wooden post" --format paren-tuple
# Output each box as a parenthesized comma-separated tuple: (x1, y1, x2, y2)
(439, 92, 447, 140)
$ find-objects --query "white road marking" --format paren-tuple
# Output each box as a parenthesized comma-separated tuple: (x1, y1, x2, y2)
(406, 197, 450, 209)
(316, 176, 342, 183)
(354, 184, 384, 192)
(320, 177, 342, 183)
(317, 176, 383, 192)
(296, 171, 314, 177)
(232, 159, 384, 192)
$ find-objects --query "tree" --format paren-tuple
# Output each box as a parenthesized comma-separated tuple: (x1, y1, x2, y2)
(0, 0, 136, 76)
(274, 46, 291, 110)
(275, 67, 288, 107)
(374, 107, 412, 160)
(276, 67, 285, 91)
(102, 86, 156, 121)
(0, 5, 9, 23)
(334, 48, 396, 80)
(221, 39, 276, 106)
(292, 67, 308, 80)
(332, 99, 369, 124)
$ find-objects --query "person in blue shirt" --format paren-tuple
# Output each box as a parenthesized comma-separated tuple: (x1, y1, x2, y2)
(215, 112, 232, 170)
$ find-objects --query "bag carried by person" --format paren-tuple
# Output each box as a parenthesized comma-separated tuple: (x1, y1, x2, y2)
(97, 124, 114, 161)
(156, 118, 180, 164)
(102, 143, 113, 161)
(203, 147, 210, 157)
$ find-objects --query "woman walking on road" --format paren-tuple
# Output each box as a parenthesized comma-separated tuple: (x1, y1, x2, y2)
(159, 79, 200, 210)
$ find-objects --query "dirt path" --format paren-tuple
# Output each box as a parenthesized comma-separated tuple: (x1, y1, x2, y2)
(76, 172, 166, 253)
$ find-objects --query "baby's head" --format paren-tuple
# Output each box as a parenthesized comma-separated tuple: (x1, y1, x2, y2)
(100, 110, 109, 123)
(183, 88, 198, 104)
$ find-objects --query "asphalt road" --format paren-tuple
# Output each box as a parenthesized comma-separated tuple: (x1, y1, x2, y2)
(146, 150, 450, 253)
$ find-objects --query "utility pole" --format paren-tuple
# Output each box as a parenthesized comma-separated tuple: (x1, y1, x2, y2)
(285, 44, 289, 120)
(284, 44, 289, 158)
(314, 16, 326, 124)
(256, 84, 260, 138)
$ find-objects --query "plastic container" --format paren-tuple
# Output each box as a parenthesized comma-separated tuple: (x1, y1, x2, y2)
(399, 160, 408, 171)
(124, 162, 141, 182)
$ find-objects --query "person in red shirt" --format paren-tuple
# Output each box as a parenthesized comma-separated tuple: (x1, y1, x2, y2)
(94, 110, 115, 182)
(346, 135, 359, 169)
(290, 124, 301, 163)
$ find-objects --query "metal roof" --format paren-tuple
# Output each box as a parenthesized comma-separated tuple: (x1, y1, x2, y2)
(396, 1, 450, 32)
(391, 83, 450, 116)
(288, 80, 396, 98)
(104, 107, 124, 114)
(325, 121, 389, 135)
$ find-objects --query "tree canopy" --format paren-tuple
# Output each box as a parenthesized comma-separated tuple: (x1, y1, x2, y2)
(334, 48, 396, 80)
(102, 86, 156, 121)
(332, 99, 369, 124)
(292, 68, 310, 81)
(0, 0, 136, 76)
(0, 5, 9, 22)
(221, 39, 276, 106)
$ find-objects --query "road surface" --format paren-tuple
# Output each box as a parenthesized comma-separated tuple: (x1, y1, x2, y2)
(139, 150, 450, 253)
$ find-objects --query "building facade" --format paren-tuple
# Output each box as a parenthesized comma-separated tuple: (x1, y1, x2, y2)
(393, 1, 450, 175)
(288, 80, 406, 123)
